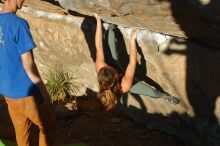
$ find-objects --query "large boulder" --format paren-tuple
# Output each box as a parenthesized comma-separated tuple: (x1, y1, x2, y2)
(51, 0, 220, 48)
(1, 0, 220, 145)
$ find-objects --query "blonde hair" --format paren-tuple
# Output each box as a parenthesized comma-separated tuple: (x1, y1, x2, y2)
(97, 89, 117, 111)
(97, 66, 122, 111)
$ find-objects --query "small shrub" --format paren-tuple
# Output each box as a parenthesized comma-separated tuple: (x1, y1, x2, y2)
(43, 63, 79, 104)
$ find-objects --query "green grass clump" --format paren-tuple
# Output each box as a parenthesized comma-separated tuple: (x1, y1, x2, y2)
(43, 63, 79, 104)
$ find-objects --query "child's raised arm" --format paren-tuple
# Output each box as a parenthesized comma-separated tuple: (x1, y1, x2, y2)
(94, 14, 107, 73)
(121, 28, 140, 93)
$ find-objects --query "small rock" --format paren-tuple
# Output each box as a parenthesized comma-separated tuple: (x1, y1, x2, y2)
(65, 101, 78, 111)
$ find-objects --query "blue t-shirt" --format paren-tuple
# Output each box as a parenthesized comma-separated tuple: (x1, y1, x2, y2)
(0, 12, 38, 98)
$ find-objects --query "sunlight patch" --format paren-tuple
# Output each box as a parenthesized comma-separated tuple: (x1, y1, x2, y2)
(215, 96, 220, 124)
(198, 0, 211, 5)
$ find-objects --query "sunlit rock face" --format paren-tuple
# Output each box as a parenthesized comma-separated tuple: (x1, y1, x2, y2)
(1, 1, 220, 145)
(55, 0, 110, 9)
(52, 0, 220, 48)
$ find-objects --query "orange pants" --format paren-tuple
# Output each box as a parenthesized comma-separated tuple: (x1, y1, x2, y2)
(5, 94, 56, 146)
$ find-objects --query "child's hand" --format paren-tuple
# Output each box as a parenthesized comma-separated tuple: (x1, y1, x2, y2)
(130, 28, 140, 41)
(94, 13, 101, 20)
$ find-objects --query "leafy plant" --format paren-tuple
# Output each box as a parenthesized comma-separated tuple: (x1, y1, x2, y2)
(43, 62, 79, 104)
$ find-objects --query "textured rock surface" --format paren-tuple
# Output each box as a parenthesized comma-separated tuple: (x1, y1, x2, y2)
(51, 0, 220, 48)
(1, 0, 220, 145)
(17, 6, 98, 96)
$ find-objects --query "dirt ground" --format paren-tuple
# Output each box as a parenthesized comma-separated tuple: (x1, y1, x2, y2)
(0, 97, 184, 146)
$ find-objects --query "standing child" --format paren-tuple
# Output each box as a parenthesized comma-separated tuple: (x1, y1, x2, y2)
(0, 0, 55, 146)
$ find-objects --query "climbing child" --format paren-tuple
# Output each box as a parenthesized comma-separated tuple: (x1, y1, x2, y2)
(94, 13, 180, 110)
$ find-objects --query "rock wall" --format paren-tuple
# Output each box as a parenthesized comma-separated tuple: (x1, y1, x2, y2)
(1, 0, 220, 145)
(18, 4, 191, 115)
(17, 5, 99, 96)
(52, 0, 220, 48)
